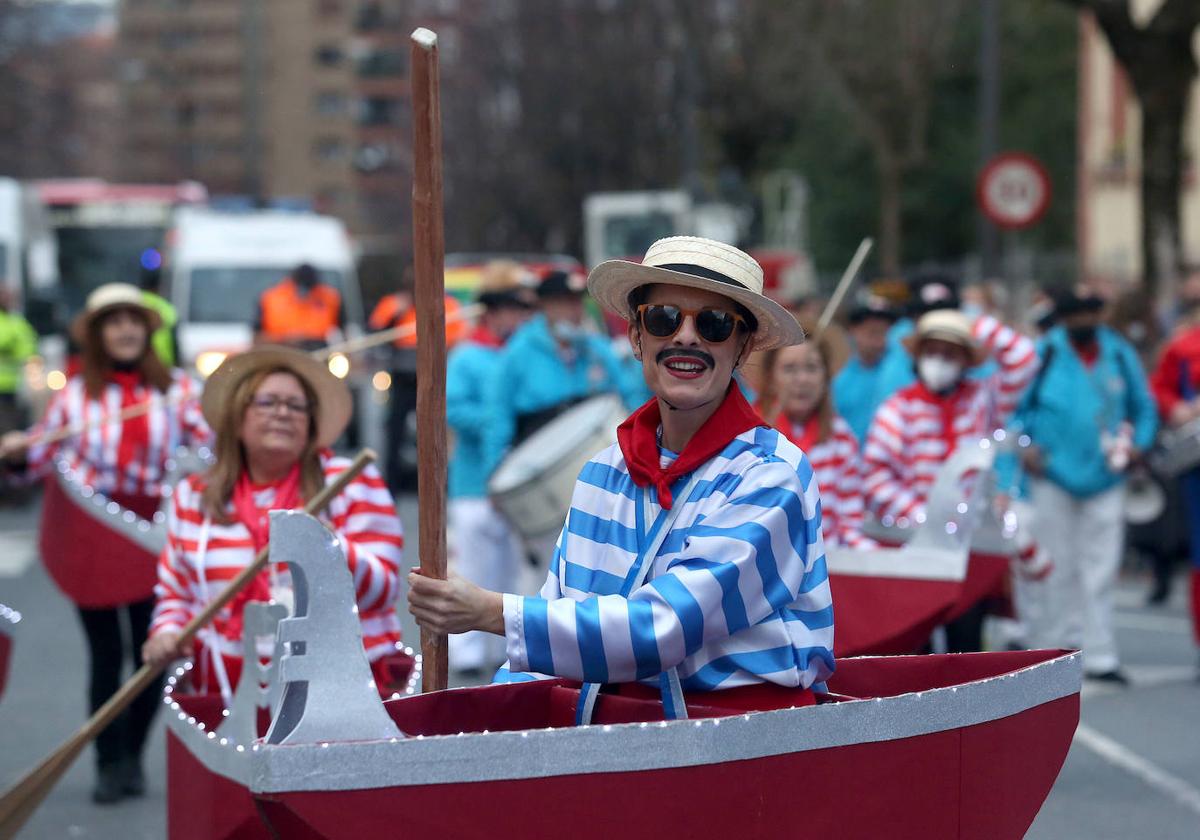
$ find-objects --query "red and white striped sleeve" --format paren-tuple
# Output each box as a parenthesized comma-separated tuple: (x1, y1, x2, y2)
(973, 314, 1038, 425)
(829, 420, 870, 547)
(862, 394, 922, 522)
(21, 382, 73, 478)
(150, 477, 201, 636)
(324, 457, 403, 615)
(174, 371, 214, 449)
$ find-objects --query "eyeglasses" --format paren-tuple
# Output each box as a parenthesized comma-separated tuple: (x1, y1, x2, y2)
(249, 395, 310, 416)
(635, 304, 748, 344)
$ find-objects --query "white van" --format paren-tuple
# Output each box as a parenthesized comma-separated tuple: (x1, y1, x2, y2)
(166, 209, 381, 451)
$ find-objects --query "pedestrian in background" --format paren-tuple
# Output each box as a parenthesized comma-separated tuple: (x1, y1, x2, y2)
(1018, 291, 1158, 685)
(0, 283, 211, 804)
(832, 298, 909, 444)
(0, 285, 37, 431)
(254, 263, 343, 348)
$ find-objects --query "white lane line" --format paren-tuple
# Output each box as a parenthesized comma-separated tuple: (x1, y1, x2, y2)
(1114, 612, 1193, 635)
(0, 531, 36, 577)
(1075, 724, 1200, 818)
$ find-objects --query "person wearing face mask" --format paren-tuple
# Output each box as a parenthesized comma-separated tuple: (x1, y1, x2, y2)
(445, 263, 537, 675)
(759, 326, 871, 548)
(481, 269, 641, 477)
(1016, 290, 1157, 685)
(0, 283, 212, 804)
(408, 236, 833, 711)
(254, 262, 344, 348)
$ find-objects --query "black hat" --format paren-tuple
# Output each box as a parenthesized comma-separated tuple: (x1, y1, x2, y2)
(478, 287, 536, 311)
(1051, 290, 1105, 319)
(537, 269, 587, 300)
(847, 298, 899, 325)
(907, 273, 960, 317)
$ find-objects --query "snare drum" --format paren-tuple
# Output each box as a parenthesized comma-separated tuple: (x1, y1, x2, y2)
(489, 394, 626, 540)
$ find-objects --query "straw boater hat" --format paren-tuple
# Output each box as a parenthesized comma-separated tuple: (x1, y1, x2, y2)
(587, 236, 805, 351)
(201, 345, 352, 448)
(902, 309, 986, 367)
(70, 282, 163, 343)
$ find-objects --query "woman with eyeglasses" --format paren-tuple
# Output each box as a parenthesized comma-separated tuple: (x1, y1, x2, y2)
(142, 346, 405, 709)
(0, 283, 211, 804)
(756, 325, 871, 548)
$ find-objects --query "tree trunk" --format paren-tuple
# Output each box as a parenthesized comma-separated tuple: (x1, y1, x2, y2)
(877, 154, 903, 276)
(1135, 71, 1190, 302)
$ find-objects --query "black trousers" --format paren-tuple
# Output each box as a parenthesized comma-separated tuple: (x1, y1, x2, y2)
(76, 597, 162, 768)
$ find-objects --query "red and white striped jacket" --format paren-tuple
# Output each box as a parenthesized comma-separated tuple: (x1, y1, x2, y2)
(775, 414, 870, 548)
(150, 450, 404, 663)
(863, 315, 1037, 523)
(25, 371, 211, 496)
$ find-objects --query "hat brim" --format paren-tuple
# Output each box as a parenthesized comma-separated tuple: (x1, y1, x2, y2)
(587, 260, 805, 351)
(201, 345, 352, 448)
(70, 300, 163, 345)
(902, 329, 987, 367)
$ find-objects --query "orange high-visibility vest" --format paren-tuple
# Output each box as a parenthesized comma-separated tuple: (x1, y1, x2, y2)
(259, 279, 342, 342)
(369, 293, 468, 348)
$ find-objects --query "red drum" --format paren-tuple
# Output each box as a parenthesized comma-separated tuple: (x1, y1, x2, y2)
(39, 470, 164, 608)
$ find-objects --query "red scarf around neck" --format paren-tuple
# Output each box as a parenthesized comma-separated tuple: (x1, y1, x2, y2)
(775, 411, 821, 453)
(227, 465, 302, 630)
(617, 382, 765, 509)
(468, 324, 504, 348)
(109, 370, 150, 470)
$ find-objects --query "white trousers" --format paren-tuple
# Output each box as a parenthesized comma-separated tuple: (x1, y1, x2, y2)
(1023, 480, 1125, 673)
(447, 497, 524, 670)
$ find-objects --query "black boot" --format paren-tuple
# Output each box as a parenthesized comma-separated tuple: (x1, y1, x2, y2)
(119, 756, 145, 797)
(92, 763, 124, 804)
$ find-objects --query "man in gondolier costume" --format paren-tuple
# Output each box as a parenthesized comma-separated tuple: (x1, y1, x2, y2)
(409, 237, 834, 713)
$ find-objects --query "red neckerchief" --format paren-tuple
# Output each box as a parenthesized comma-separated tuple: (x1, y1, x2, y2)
(775, 411, 821, 453)
(468, 324, 504, 348)
(1073, 340, 1099, 369)
(228, 465, 302, 631)
(109, 370, 150, 470)
(617, 382, 765, 509)
(913, 381, 963, 456)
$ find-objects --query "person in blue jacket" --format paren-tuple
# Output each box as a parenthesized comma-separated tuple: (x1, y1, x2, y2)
(1015, 290, 1158, 685)
(482, 269, 641, 476)
(832, 298, 911, 443)
(446, 263, 537, 674)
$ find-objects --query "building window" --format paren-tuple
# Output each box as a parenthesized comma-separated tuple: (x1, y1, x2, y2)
(314, 44, 344, 66)
(314, 91, 348, 117)
(356, 96, 401, 127)
(357, 47, 406, 79)
(316, 0, 344, 16)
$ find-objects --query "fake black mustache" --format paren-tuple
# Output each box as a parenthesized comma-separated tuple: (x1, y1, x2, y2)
(656, 348, 714, 368)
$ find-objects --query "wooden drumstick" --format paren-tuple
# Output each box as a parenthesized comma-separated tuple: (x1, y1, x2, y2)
(0, 449, 377, 839)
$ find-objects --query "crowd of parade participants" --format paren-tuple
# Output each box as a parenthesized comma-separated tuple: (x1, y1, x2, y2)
(3, 238, 1200, 805)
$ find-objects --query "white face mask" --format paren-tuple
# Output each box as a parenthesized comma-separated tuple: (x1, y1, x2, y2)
(917, 355, 963, 393)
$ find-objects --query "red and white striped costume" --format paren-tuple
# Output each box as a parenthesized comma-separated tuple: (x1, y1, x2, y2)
(25, 371, 211, 495)
(775, 413, 870, 548)
(150, 450, 403, 683)
(863, 315, 1037, 523)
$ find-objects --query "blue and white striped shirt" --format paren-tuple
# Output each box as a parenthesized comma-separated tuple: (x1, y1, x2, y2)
(497, 426, 835, 692)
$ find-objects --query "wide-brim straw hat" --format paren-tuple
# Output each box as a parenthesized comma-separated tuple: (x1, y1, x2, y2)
(587, 236, 805, 351)
(70, 283, 163, 343)
(902, 309, 986, 367)
(201, 345, 351, 448)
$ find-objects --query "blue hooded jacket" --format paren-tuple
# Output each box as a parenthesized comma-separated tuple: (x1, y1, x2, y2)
(447, 338, 506, 499)
(1014, 325, 1158, 498)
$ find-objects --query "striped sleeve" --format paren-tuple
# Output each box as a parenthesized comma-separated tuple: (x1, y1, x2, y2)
(973, 314, 1038, 424)
(22, 385, 71, 478)
(150, 478, 199, 636)
(828, 422, 870, 547)
(175, 372, 214, 448)
(325, 460, 403, 615)
(862, 396, 921, 521)
(502, 457, 830, 686)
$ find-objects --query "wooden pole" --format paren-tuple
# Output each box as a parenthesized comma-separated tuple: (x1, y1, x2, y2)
(410, 27, 449, 694)
(816, 238, 874, 339)
(0, 450, 377, 839)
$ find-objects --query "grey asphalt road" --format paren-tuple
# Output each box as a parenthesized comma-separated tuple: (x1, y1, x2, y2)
(1, 493, 1198, 839)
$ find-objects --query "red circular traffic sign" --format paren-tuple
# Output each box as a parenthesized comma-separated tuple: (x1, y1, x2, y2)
(977, 152, 1051, 230)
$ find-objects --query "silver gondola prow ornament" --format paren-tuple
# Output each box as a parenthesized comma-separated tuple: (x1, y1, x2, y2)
(217, 600, 288, 745)
(263, 510, 404, 745)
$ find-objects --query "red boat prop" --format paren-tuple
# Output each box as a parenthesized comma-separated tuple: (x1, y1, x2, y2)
(0, 603, 18, 705)
(164, 511, 1080, 840)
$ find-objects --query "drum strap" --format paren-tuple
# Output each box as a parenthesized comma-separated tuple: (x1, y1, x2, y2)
(575, 475, 700, 727)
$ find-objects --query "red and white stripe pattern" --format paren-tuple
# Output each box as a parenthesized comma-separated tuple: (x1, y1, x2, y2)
(803, 416, 871, 548)
(150, 450, 404, 662)
(25, 371, 211, 495)
(863, 315, 1037, 523)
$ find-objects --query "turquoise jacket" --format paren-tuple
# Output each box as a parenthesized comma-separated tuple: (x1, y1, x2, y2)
(1014, 325, 1158, 498)
(447, 338, 506, 499)
(482, 315, 638, 476)
(833, 343, 914, 444)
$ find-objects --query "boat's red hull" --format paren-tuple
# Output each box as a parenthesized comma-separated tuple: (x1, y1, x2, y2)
(0, 631, 10, 703)
(828, 574, 959, 655)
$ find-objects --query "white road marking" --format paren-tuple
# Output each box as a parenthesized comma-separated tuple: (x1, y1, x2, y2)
(1075, 724, 1200, 819)
(0, 530, 36, 577)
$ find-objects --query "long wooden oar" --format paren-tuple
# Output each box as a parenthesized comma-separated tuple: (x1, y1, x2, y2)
(0, 449, 377, 839)
(815, 237, 874, 339)
(1, 306, 482, 459)
(410, 26, 449, 694)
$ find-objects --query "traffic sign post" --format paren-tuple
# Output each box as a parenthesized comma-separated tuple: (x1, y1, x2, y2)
(977, 152, 1051, 230)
